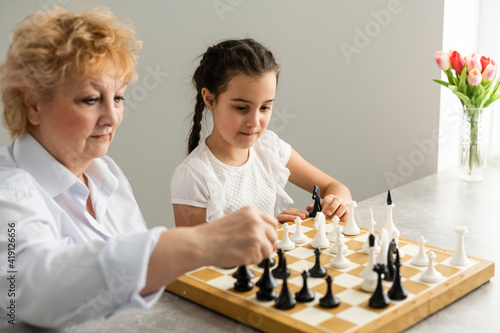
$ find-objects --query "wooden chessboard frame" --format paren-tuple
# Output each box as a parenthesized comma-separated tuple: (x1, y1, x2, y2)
(166, 222, 495, 333)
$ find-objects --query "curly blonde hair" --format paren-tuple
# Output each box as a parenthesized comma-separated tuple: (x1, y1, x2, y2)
(0, 6, 142, 138)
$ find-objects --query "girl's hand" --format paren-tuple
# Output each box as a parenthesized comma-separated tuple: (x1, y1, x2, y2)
(276, 208, 308, 223)
(306, 194, 348, 222)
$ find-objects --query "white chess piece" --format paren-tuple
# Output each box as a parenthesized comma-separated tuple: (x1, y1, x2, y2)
(329, 226, 347, 254)
(420, 251, 442, 283)
(277, 223, 295, 251)
(311, 212, 330, 248)
(392, 230, 405, 258)
(411, 236, 429, 266)
(384, 198, 399, 240)
(375, 228, 389, 265)
(343, 201, 360, 235)
(327, 215, 340, 243)
(313, 211, 325, 229)
(450, 225, 470, 266)
(360, 234, 378, 292)
(290, 217, 307, 244)
(361, 209, 381, 254)
(329, 233, 350, 269)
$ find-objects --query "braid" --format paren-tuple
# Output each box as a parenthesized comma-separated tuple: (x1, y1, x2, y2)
(187, 38, 279, 155)
(188, 92, 205, 153)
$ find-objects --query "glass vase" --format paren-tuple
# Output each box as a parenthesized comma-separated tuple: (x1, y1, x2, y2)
(458, 107, 490, 181)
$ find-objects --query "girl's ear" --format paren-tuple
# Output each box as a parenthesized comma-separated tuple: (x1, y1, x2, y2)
(201, 87, 215, 111)
(24, 92, 41, 126)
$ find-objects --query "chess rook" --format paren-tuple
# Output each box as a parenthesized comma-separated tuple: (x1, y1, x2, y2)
(450, 225, 470, 266)
(343, 200, 360, 235)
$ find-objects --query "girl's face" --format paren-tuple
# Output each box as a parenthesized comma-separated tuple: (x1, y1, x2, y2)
(206, 71, 277, 159)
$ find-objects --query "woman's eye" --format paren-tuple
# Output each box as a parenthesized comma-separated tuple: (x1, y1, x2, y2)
(235, 106, 247, 112)
(114, 96, 125, 103)
(261, 106, 271, 111)
(82, 97, 98, 105)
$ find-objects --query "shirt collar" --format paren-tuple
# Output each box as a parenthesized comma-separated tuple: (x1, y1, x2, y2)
(12, 133, 118, 198)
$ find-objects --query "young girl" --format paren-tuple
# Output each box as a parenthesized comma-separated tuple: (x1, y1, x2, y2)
(171, 39, 351, 226)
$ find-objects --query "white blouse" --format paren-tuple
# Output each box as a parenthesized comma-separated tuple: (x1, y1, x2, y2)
(171, 130, 294, 221)
(0, 134, 165, 329)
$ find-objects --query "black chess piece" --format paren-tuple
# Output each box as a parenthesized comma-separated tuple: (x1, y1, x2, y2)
(308, 248, 327, 278)
(256, 259, 278, 301)
(295, 271, 315, 302)
(319, 275, 340, 308)
(258, 256, 276, 269)
(387, 190, 392, 205)
(274, 272, 296, 309)
(308, 185, 322, 218)
(369, 264, 390, 309)
(388, 248, 408, 300)
(232, 265, 255, 292)
(384, 239, 397, 281)
(272, 248, 291, 279)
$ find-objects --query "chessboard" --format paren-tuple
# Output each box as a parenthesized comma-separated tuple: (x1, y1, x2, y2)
(166, 218, 494, 333)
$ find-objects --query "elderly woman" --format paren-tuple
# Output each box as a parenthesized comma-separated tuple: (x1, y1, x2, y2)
(0, 7, 277, 329)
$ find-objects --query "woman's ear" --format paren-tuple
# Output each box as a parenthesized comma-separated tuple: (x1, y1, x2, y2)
(201, 87, 215, 111)
(24, 92, 41, 126)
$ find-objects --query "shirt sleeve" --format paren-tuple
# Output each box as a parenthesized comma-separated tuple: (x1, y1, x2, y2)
(170, 164, 210, 208)
(260, 130, 292, 166)
(0, 176, 166, 329)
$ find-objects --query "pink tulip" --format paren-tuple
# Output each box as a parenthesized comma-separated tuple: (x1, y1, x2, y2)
(450, 51, 465, 74)
(465, 55, 482, 73)
(434, 51, 450, 71)
(468, 68, 482, 86)
(482, 63, 497, 83)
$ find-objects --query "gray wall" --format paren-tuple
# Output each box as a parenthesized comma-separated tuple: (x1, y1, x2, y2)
(0, 0, 444, 229)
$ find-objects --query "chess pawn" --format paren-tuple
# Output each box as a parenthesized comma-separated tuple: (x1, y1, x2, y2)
(384, 190, 399, 239)
(360, 234, 378, 292)
(329, 233, 350, 269)
(311, 212, 330, 249)
(329, 226, 347, 254)
(327, 215, 340, 243)
(361, 209, 381, 254)
(411, 236, 429, 266)
(419, 251, 442, 283)
(392, 230, 404, 258)
(274, 273, 296, 309)
(319, 275, 340, 308)
(290, 217, 307, 244)
(375, 228, 389, 266)
(343, 201, 360, 235)
(313, 210, 326, 228)
(368, 264, 390, 309)
(387, 248, 408, 300)
(277, 223, 295, 251)
(295, 271, 315, 302)
(232, 265, 255, 292)
(450, 225, 470, 266)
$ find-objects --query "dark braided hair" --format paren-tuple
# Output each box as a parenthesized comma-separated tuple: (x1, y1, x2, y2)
(188, 38, 280, 153)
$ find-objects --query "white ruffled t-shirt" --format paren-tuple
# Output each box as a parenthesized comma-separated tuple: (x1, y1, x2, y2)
(170, 130, 294, 222)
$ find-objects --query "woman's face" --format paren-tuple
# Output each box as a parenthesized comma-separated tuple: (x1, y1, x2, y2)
(27, 69, 127, 175)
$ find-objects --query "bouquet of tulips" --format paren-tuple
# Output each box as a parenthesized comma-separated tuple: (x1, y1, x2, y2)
(433, 50, 500, 109)
(434, 50, 500, 178)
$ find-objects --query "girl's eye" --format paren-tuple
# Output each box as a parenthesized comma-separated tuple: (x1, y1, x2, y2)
(261, 106, 272, 111)
(114, 96, 125, 103)
(235, 106, 247, 112)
